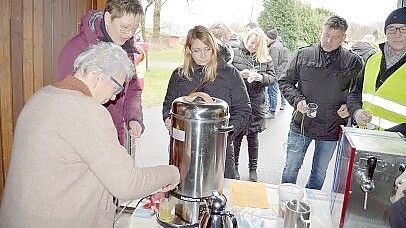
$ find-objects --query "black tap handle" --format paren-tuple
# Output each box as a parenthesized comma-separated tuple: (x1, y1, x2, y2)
(399, 164, 406, 173)
(366, 157, 377, 179)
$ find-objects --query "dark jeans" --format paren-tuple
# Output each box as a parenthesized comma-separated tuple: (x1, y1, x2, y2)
(233, 131, 259, 170)
(281, 125, 337, 190)
(267, 82, 286, 114)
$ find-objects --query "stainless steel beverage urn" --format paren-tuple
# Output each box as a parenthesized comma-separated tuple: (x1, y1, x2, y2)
(157, 93, 233, 227)
(330, 127, 406, 228)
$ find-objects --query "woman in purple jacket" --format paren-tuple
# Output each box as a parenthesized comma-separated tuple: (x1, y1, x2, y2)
(58, 0, 144, 145)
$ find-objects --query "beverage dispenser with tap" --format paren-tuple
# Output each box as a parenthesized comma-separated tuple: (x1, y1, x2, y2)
(330, 127, 406, 227)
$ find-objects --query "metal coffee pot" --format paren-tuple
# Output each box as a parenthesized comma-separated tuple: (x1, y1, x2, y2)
(284, 199, 311, 228)
(200, 191, 238, 228)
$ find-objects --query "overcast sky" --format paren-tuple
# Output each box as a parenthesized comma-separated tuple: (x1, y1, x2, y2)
(302, 0, 397, 25)
(145, 0, 399, 35)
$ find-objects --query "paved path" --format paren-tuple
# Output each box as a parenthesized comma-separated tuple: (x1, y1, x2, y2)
(134, 104, 337, 192)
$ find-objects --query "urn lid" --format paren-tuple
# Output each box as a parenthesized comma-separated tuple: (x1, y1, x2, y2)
(171, 93, 229, 120)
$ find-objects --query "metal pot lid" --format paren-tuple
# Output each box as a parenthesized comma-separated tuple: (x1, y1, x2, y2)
(171, 96, 230, 120)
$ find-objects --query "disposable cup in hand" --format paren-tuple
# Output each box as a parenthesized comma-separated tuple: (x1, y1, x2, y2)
(278, 183, 304, 218)
(306, 103, 318, 118)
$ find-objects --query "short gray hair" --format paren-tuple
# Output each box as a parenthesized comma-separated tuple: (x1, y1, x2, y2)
(73, 42, 135, 80)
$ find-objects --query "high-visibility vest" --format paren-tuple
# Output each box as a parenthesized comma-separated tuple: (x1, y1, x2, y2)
(362, 52, 406, 129)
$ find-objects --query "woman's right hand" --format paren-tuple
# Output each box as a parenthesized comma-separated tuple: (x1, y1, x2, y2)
(164, 118, 171, 130)
(240, 69, 250, 79)
(161, 165, 180, 192)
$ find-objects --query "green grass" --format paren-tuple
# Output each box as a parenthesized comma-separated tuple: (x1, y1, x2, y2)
(142, 68, 173, 108)
(148, 45, 183, 63)
(141, 45, 184, 107)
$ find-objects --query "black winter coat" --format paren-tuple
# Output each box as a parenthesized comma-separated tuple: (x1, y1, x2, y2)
(232, 46, 276, 133)
(162, 60, 251, 138)
(279, 44, 363, 140)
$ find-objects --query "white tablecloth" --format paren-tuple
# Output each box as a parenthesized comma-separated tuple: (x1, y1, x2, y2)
(127, 182, 333, 228)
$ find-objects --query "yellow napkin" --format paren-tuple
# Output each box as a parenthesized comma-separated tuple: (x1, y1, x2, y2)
(229, 180, 269, 208)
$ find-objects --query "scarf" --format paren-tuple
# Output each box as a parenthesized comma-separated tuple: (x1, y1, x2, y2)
(384, 42, 406, 69)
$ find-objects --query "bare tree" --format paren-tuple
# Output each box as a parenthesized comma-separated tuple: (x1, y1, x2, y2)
(152, 0, 162, 39)
(141, 0, 154, 42)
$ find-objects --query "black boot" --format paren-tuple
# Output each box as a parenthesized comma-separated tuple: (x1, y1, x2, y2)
(249, 169, 258, 182)
(233, 132, 243, 180)
(247, 132, 259, 182)
(235, 165, 240, 180)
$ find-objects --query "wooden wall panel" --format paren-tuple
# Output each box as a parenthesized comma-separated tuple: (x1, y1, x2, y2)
(33, 0, 44, 92)
(42, 0, 53, 86)
(1, 0, 96, 201)
(0, 0, 13, 200)
(23, 0, 35, 102)
(11, 0, 24, 127)
(97, 0, 106, 10)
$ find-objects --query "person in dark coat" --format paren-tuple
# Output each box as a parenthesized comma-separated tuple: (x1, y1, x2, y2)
(347, 7, 406, 134)
(351, 34, 377, 63)
(279, 15, 363, 190)
(266, 29, 290, 118)
(232, 27, 276, 181)
(209, 22, 234, 64)
(162, 25, 251, 179)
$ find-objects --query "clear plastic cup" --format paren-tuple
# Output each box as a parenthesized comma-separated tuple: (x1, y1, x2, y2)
(306, 103, 318, 118)
(278, 183, 305, 218)
(158, 198, 175, 222)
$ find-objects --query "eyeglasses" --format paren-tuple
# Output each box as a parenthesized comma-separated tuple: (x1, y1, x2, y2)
(386, 26, 406, 34)
(191, 47, 212, 55)
(109, 76, 124, 95)
(119, 24, 139, 34)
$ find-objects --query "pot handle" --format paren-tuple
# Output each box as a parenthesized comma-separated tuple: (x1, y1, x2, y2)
(224, 211, 238, 228)
(214, 125, 234, 133)
(301, 214, 311, 228)
(186, 92, 214, 103)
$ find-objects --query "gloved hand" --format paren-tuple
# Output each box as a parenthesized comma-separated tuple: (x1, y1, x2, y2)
(354, 109, 372, 127)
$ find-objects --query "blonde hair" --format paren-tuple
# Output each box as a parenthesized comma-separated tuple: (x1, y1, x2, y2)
(181, 25, 218, 83)
(243, 27, 270, 63)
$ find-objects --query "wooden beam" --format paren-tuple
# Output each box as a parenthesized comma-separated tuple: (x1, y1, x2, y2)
(23, 0, 34, 101)
(0, 0, 13, 193)
(33, 0, 44, 91)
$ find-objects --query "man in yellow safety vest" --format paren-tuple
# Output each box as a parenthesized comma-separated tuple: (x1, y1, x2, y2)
(348, 7, 406, 136)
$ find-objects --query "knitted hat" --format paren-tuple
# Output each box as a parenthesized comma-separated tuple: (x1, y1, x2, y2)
(385, 7, 406, 33)
(266, 29, 278, 40)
